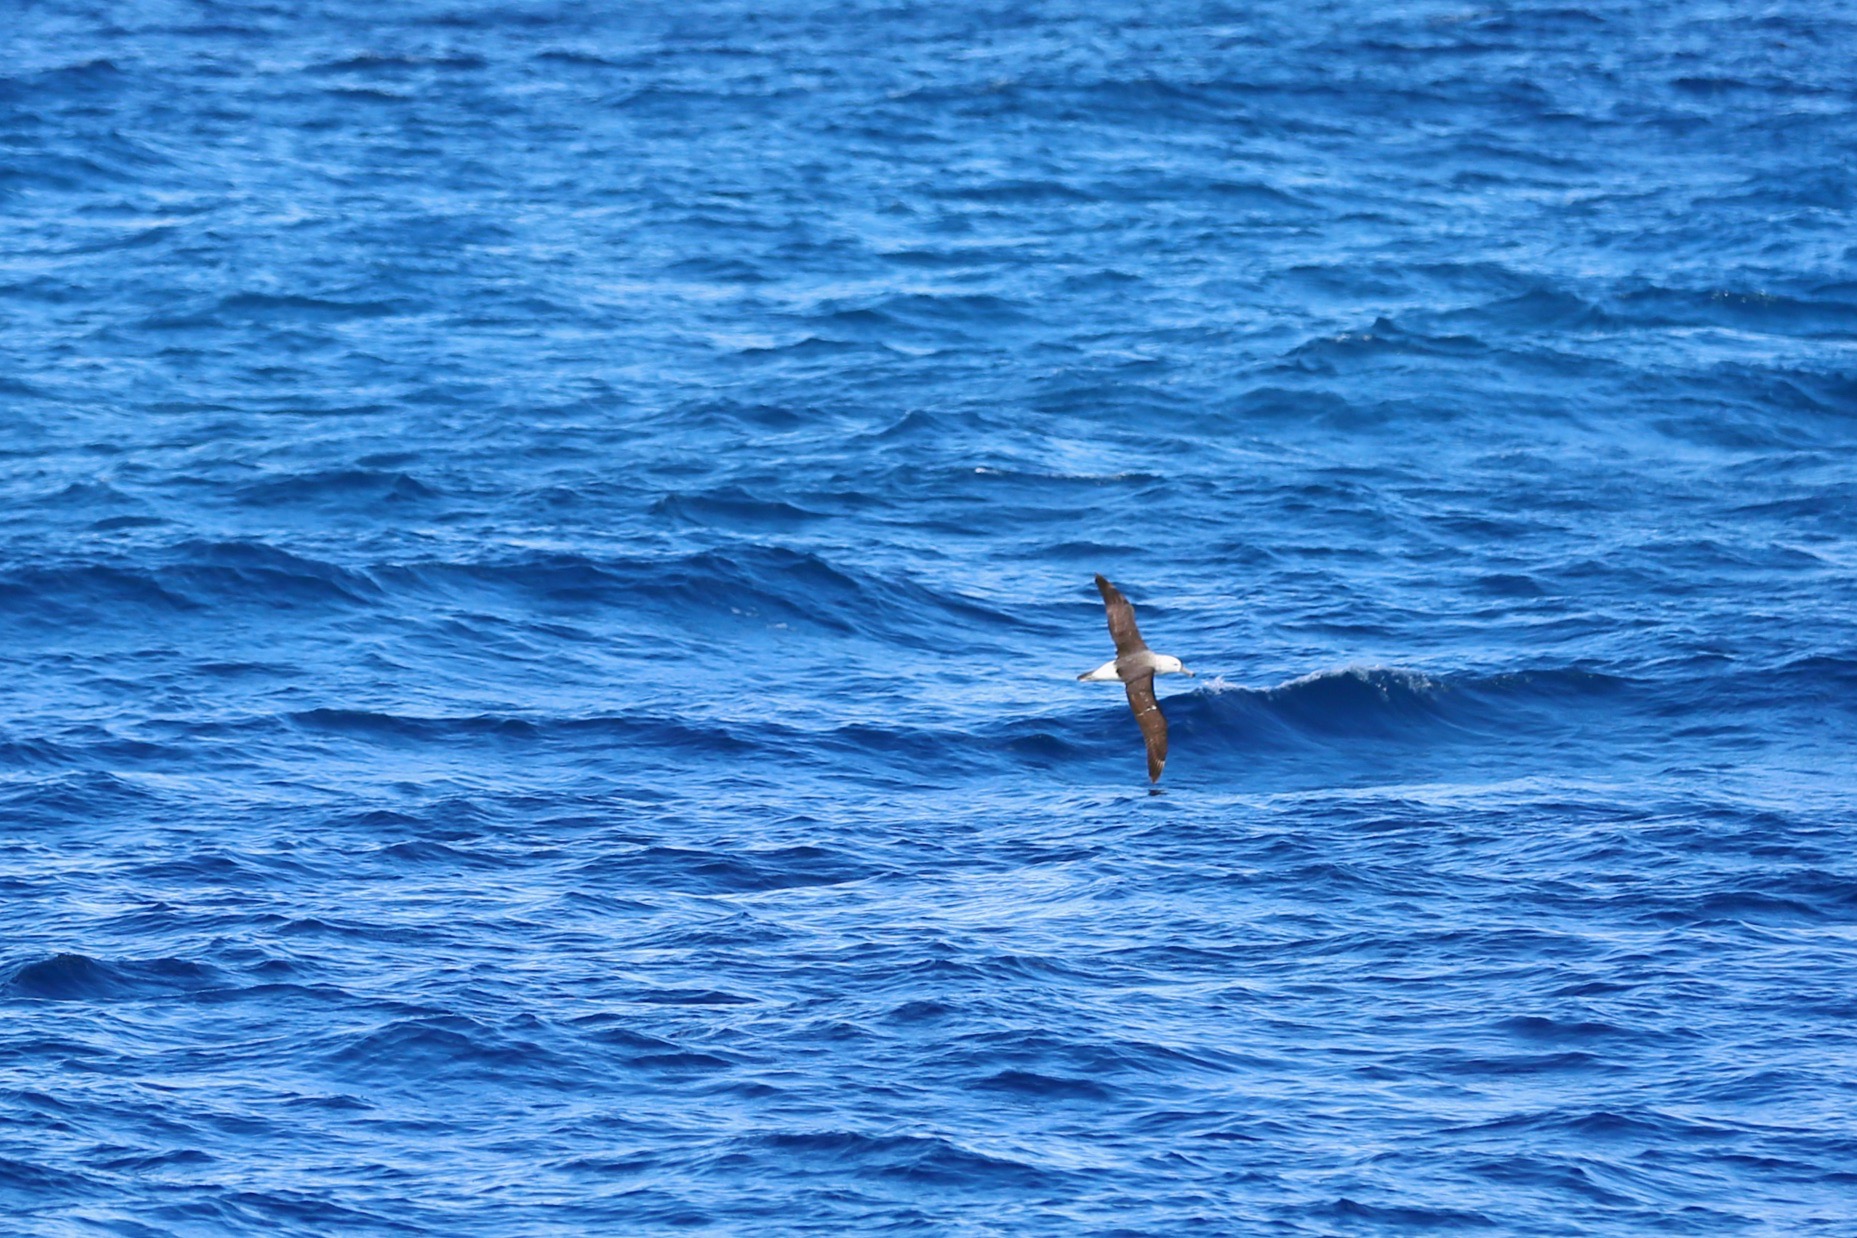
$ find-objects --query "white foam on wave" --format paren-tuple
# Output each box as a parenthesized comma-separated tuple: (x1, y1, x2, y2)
(1200, 666, 1448, 695)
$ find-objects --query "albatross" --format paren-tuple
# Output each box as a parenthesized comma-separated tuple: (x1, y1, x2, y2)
(1079, 574, 1193, 782)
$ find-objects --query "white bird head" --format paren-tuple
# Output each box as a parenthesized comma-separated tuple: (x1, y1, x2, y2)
(1156, 654, 1193, 677)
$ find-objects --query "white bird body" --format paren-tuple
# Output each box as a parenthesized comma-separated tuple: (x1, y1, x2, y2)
(1080, 651, 1187, 682)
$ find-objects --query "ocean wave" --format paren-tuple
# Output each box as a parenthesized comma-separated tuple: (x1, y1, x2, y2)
(0, 543, 383, 622)
(3, 952, 229, 1001)
(0, 541, 1042, 651)
(8, 649, 1812, 793)
(1188, 664, 1626, 741)
(381, 545, 1032, 646)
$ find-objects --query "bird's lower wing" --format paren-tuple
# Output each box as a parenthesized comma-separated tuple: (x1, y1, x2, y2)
(1125, 674, 1168, 782)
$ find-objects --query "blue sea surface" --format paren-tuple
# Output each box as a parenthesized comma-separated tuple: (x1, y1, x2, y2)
(4, 0, 1856, 1232)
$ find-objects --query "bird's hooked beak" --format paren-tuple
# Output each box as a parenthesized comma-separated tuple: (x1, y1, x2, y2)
(1182, 666, 1195, 677)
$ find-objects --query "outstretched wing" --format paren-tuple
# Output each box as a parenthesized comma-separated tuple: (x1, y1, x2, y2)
(1095, 574, 1149, 657)
(1125, 673, 1168, 783)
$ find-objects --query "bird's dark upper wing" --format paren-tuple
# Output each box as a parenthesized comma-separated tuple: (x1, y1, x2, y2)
(1095, 574, 1148, 656)
(1125, 673, 1168, 783)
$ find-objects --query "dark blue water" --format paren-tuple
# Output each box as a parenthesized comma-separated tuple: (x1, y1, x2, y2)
(5, 0, 1856, 1231)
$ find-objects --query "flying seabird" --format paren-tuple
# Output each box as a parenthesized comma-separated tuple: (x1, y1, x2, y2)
(1079, 574, 1193, 782)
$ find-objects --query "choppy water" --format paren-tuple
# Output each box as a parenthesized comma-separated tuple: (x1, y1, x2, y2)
(5, 0, 1857, 1232)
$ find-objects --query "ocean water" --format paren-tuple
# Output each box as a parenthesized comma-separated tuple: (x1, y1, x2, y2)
(4, 0, 1856, 1232)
